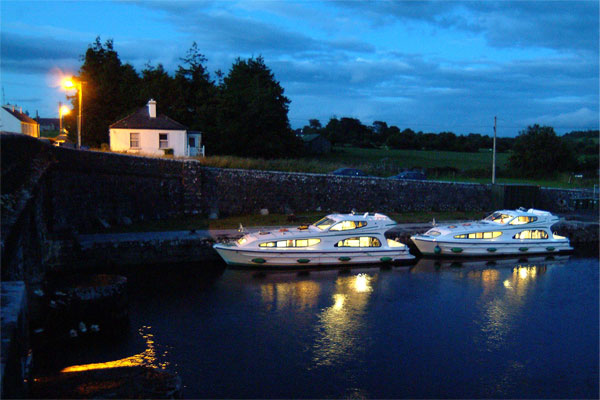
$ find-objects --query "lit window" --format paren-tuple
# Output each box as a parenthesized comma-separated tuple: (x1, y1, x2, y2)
(159, 133, 169, 149)
(513, 230, 548, 240)
(260, 238, 321, 248)
(330, 220, 367, 231)
(387, 238, 405, 248)
(237, 237, 247, 246)
(130, 132, 140, 148)
(454, 231, 501, 239)
(509, 216, 537, 225)
(335, 237, 381, 247)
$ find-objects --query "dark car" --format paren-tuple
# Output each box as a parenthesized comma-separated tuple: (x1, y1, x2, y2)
(389, 171, 426, 180)
(331, 168, 368, 177)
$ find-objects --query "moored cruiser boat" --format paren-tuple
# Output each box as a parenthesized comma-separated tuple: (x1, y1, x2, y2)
(411, 208, 572, 256)
(213, 212, 414, 267)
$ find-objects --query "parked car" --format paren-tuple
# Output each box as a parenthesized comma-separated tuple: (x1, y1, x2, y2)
(389, 171, 426, 180)
(331, 168, 368, 177)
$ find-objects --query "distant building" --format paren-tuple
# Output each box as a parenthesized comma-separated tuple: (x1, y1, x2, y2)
(0, 105, 40, 137)
(300, 134, 331, 155)
(109, 99, 204, 157)
(36, 118, 60, 132)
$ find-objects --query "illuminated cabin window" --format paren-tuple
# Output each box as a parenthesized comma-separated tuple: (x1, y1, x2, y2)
(259, 238, 321, 247)
(484, 212, 512, 224)
(329, 220, 368, 231)
(509, 216, 538, 225)
(237, 237, 247, 245)
(454, 231, 502, 239)
(335, 237, 381, 247)
(513, 230, 548, 240)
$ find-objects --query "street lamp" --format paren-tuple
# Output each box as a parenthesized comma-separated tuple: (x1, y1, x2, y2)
(62, 78, 84, 149)
(58, 102, 70, 134)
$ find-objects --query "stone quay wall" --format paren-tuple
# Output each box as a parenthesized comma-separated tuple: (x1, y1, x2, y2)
(1, 133, 596, 281)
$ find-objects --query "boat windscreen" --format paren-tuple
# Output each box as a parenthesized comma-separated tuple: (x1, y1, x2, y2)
(483, 212, 513, 224)
(314, 217, 336, 230)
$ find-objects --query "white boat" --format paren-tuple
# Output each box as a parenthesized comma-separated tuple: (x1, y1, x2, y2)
(410, 208, 573, 256)
(213, 212, 414, 267)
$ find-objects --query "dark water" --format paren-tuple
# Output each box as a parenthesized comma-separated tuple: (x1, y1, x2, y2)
(45, 254, 598, 399)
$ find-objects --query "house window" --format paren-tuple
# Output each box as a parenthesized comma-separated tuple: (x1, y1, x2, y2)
(130, 132, 140, 148)
(159, 133, 169, 149)
(188, 137, 196, 147)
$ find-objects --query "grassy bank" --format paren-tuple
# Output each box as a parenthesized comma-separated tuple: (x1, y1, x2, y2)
(84, 210, 486, 234)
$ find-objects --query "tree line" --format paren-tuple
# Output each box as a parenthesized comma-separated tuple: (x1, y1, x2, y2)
(65, 38, 300, 158)
(65, 38, 597, 178)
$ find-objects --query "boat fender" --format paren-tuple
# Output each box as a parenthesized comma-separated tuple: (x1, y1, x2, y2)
(434, 245, 442, 255)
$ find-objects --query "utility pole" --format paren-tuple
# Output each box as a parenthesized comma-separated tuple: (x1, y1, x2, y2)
(492, 116, 497, 184)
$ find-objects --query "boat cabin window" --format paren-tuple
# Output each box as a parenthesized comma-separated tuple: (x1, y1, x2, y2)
(513, 230, 548, 240)
(454, 231, 502, 239)
(329, 220, 368, 231)
(425, 229, 441, 236)
(335, 237, 381, 247)
(509, 216, 538, 225)
(314, 217, 336, 230)
(259, 238, 321, 248)
(484, 212, 513, 224)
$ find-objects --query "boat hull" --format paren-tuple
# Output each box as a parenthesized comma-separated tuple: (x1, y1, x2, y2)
(411, 236, 573, 257)
(213, 244, 414, 267)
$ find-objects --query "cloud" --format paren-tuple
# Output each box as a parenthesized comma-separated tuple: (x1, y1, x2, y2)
(521, 107, 599, 129)
(334, 1, 599, 52)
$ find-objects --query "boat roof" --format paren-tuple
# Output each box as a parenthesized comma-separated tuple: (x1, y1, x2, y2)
(325, 212, 395, 223)
(491, 208, 553, 218)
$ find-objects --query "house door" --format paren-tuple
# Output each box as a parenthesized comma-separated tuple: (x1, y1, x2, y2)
(188, 136, 198, 156)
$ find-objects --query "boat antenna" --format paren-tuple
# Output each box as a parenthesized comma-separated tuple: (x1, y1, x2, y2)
(432, 218, 436, 226)
(238, 223, 245, 233)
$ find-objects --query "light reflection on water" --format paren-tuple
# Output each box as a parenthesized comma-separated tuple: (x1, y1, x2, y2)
(311, 273, 375, 369)
(61, 326, 170, 372)
(48, 254, 598, 398)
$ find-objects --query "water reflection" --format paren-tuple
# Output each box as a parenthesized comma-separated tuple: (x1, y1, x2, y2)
(259, 279, 321, 311)
(311, 273, 376, 368)
(61, 326, 169, 372)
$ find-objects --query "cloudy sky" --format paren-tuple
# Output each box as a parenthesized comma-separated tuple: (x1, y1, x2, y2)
(1, 1, 598, 136)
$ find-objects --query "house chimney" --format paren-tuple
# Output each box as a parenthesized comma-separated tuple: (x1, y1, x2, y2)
(19, 107, 22, 113)
(148, 99, 156, 118)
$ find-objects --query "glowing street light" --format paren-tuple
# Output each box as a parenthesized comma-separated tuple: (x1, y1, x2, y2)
(58, 102, 70, 134)
(62, 78, 84, 149)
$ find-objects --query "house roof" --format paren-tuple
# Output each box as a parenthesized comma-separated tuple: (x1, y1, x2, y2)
(2, 106, 38, 124)
(109, 106, 187, 130)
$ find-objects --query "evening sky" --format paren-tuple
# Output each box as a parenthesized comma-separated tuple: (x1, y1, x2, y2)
(1, 0, 598, 136)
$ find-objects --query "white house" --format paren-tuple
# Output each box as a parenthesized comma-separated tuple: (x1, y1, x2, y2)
(109, 99, 204, 157)
(1, 105, 40, 137)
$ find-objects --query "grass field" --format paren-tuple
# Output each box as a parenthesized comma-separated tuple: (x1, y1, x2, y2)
(193, 146, 594, 188)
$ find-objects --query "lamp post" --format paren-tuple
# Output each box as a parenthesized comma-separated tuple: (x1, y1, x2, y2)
(59, 102, 70, 134)
(62, 78, 84, 149)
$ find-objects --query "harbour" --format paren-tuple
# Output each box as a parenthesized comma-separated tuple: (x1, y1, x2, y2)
(30, 251, 598, 399)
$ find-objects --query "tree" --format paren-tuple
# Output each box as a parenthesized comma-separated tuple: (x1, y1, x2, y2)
(508, 124, 578, 177)
(66, 37, 140, 146)
(214, 56, 300, 157)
